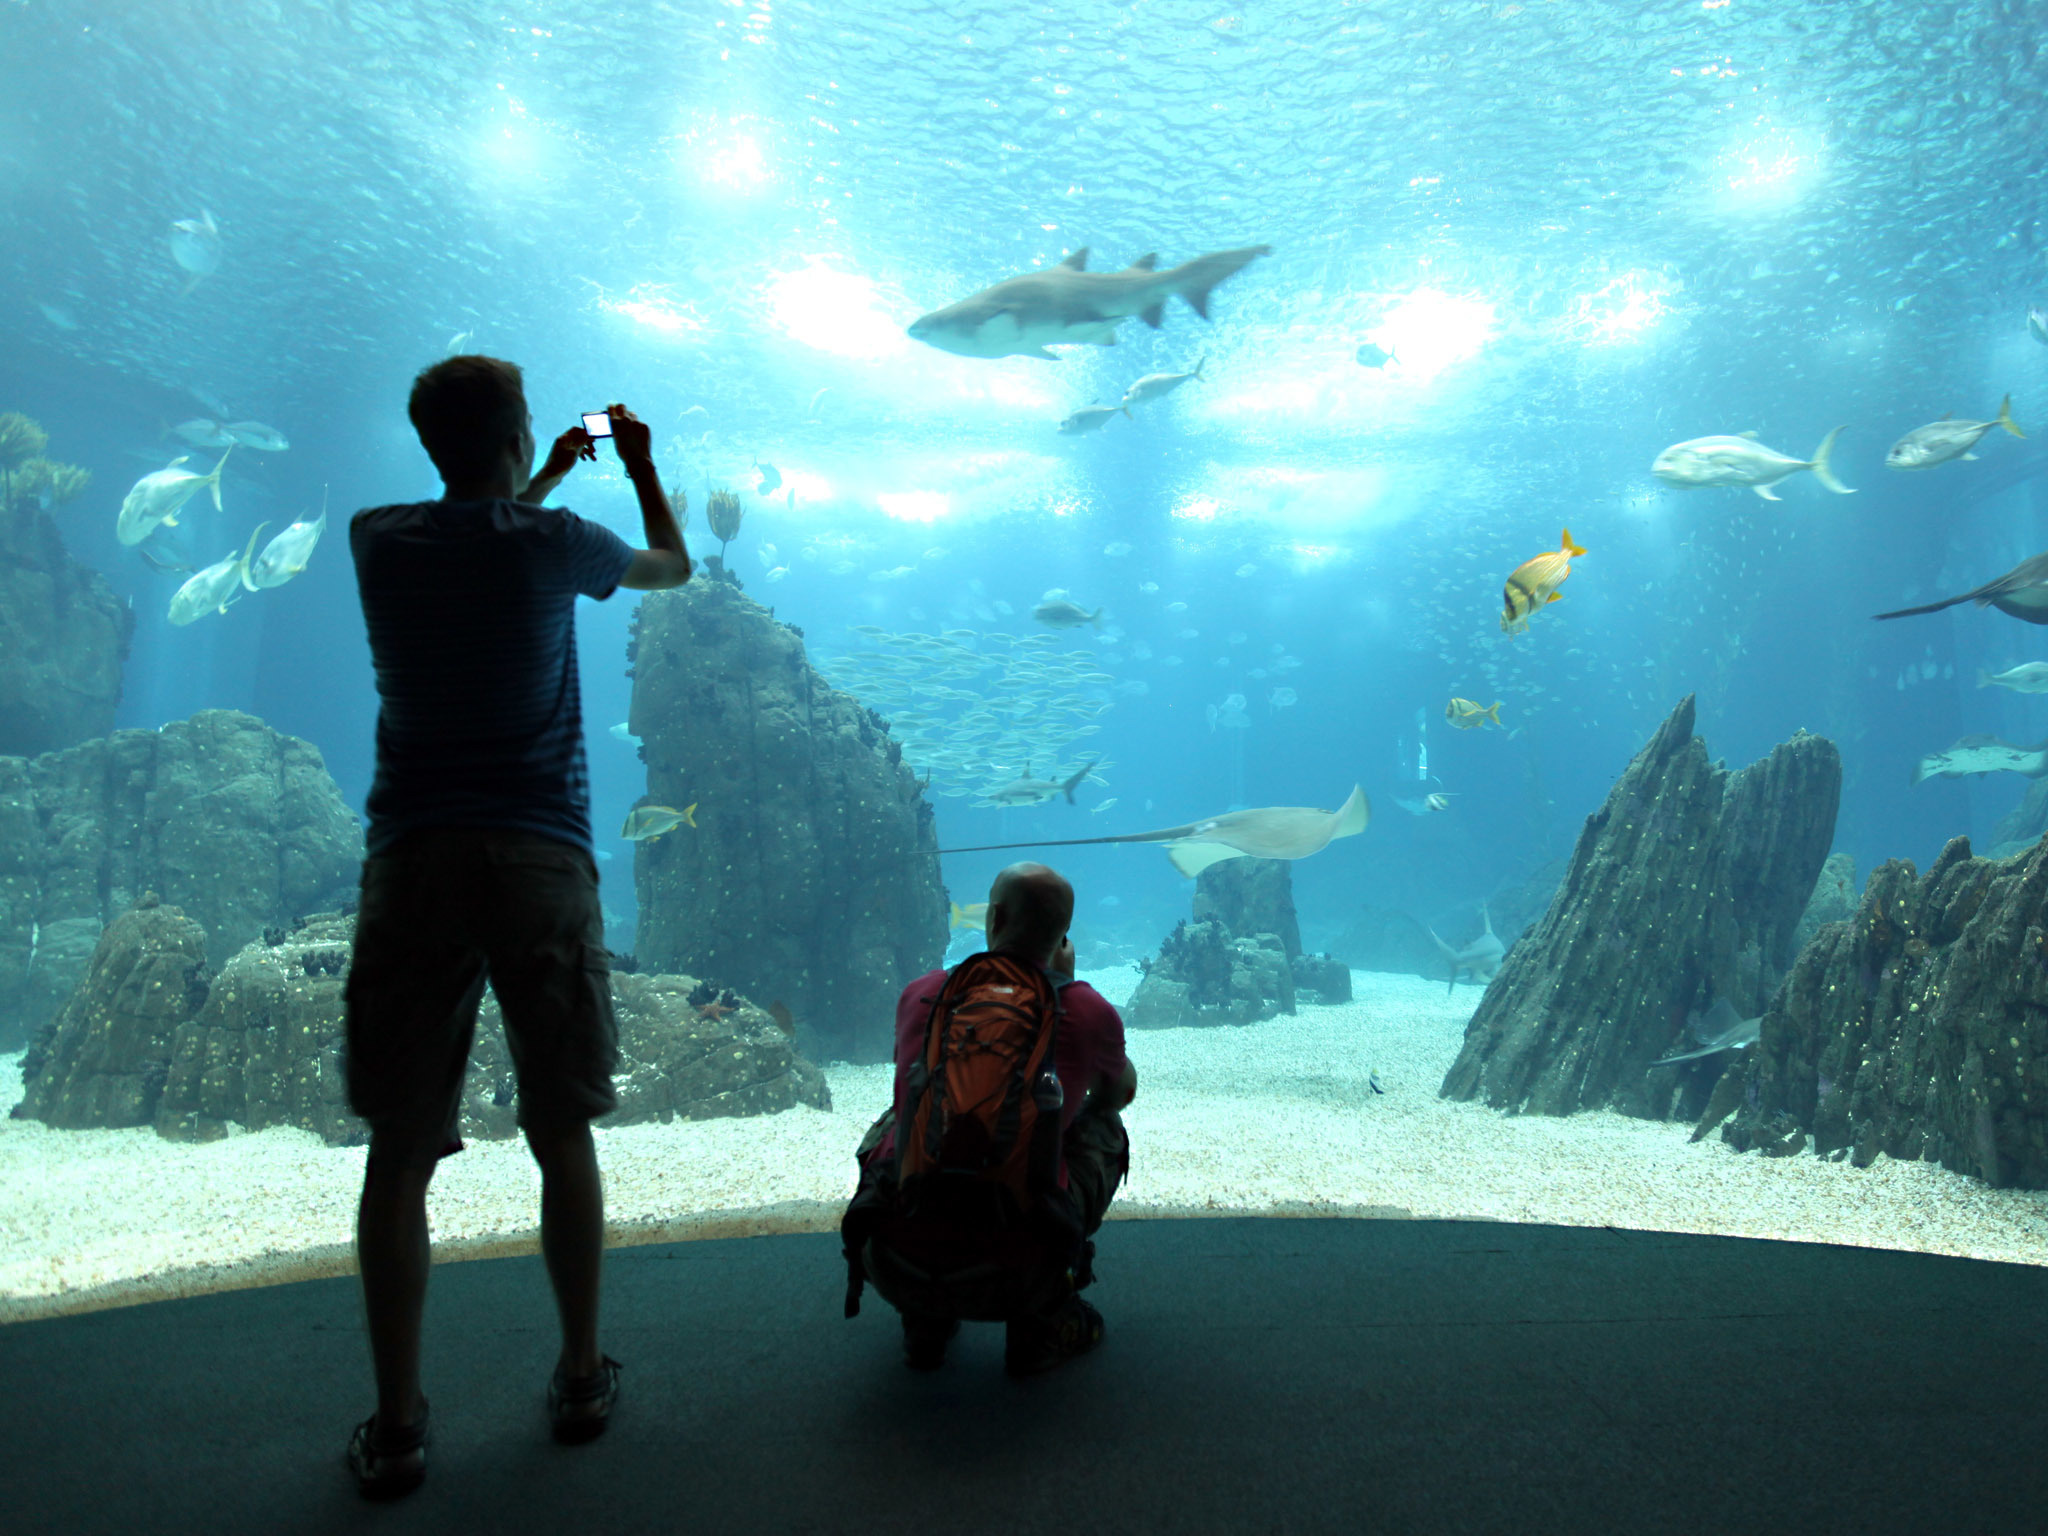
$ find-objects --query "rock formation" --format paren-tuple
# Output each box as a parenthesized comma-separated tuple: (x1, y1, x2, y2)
(1124, 917, 1296, 1029)
(1709, 835, 2048, 1188)
(16, 909, 831, 1142)
(11, 898, 209, 1129)
(0, 412, 130, 759)
(1440, 696, 1841, 1119)
(1126, 856, 1354, 1024)
(0, 710, 361, 1049)
(626, 579, 947, 1063)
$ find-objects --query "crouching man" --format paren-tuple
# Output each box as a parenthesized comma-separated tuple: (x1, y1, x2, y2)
(842, 862, 1136, 1376)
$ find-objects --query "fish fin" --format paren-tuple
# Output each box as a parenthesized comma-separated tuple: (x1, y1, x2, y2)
(1059, 248, 1089, 270)
(1545, 591, 1562, 604)
(1486, 702, 1501, 726)
(1752, 483, 1781, 500)
(163, 512, 180, 528)
(1193, 356, 1206, 379)
(210, 445, 234, 510)
(1167, 842, 1241, 877)
(1560, 527, 1586, 557)
(1738, 430, 1760, 438)
(1139, 303, 1165, 329)
(237, 521, 269, 592)
(1998, 393, 2026, 438)
(1963, 452, 1978, 460)
(1119, 405, 1132, 418)
(683, 803, 697, 827)
(1022, 346, 1060, 360)
(1129, 253, 1158, 270)
(1979, 669, 1993, 687)
(1809, 425, 1853, 492)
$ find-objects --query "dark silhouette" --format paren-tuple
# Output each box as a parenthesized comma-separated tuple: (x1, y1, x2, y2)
(842, 862, 1138, 1376)
(1873, 552, 2048, 623)
(342, 357, 690, 1499)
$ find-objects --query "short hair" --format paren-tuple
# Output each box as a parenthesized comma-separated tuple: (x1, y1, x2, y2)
(987, 863, 1074, 962)
(407, 355, 527, 482)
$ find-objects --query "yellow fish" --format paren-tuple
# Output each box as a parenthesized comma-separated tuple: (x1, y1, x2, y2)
(949, 900, 990, 931)
(1501, 528, 1586, 635)
(1445, 698, 1502, 730)
(621, 803, 697, 841)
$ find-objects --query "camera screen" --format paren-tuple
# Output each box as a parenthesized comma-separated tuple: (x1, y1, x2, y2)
(581, 411, 614, 438)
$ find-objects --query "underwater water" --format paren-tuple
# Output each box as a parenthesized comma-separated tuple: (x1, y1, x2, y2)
(3, 0, 2048, 1309)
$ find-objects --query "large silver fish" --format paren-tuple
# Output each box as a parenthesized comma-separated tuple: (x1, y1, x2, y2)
(1121, 358, 1206, 408)
(1651, 427, 1852, 500)
(245, 493, 326, 590)
(908, 245, 1271, 360)
(168, 522, 264, 626)
(168, 209, 221, 284)
(1429, 905, 1504, 995)
(223, 419, 290, 452)
(1978, 663, 2048, 694)
(118, 447, 231, 546)
(983, 760, 1096, 807)
(1911, 734, 2048, 785)
(1885, 396, 2024, 470)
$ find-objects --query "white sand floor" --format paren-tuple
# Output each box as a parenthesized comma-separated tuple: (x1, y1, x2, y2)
(4, 969, 2046, 1320)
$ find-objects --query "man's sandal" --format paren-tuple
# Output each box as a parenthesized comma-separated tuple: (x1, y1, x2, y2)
(347, 1401, 431, 1500)
(549, 1355, 623, 1444)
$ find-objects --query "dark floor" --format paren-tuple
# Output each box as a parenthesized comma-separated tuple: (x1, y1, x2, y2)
(3, 1218, 2044, 1535)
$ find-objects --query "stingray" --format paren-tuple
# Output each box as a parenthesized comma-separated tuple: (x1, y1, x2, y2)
(937, 785, 1370, 877)
(1874, 552, 2048, 624)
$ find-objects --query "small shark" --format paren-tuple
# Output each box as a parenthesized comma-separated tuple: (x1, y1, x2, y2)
(1874, 553, 2048, 625)
(1429, 905, 1505, 994)
(984, 760, 1097, 807)
(907, 244, 1272, 360)
(1652, 998, 1761, 1066)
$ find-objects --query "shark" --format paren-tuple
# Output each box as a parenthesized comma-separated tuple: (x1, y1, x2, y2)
(1873, 552, 2048, 625)
(983, 760, 1097, 807)
(907, 244, 1272, 360)
(939, 785, 1368, 877)
(1428, 905, 1505, 995)
(1652, 998, 1761, 1067)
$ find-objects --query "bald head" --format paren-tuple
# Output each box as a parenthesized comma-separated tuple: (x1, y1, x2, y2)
(985, 862, 1074, 967)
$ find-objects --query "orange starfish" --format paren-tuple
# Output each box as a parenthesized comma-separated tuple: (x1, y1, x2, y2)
(697, 999, 733, 1024)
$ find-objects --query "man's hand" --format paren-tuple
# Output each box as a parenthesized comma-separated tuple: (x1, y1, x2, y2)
(540, 425, 597, 480)
(607, 404, 654, 472)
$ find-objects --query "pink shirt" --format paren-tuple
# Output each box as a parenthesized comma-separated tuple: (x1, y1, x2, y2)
(875, 963, 1130, 1171)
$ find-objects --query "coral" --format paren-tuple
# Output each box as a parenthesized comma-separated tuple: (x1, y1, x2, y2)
(0, 412, 49, 464)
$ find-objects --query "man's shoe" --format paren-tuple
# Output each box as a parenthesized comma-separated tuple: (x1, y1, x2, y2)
(1004, 1296, 1104, 1378)
(902, 1313, 960, 1371)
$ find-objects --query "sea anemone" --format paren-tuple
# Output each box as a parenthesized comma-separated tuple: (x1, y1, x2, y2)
(0, 412, 49, 465)
(666, 480, 689, 533)
(706, 485, 744, 559)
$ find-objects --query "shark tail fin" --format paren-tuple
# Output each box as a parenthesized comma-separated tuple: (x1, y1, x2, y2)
(1139, 303, 1165, 329)
(1172, 245, 1272, 321)
(1810, 425, 1853, 492)
(1998, 393, 2026, 439)
(1061, 759, 1097, 804)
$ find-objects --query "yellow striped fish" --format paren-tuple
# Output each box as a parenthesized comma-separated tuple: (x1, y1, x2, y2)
(1501, 529, 1587, 635)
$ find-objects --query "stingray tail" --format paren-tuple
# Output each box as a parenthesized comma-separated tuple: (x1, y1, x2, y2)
(1874, 592, 1969, 621)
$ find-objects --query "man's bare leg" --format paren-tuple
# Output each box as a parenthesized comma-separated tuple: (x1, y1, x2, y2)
(357, 1145, 436, 1431)
(524, 1118, 605, 1386)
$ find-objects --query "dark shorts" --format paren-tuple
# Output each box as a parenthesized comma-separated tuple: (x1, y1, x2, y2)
(344, 827, 617, 1166)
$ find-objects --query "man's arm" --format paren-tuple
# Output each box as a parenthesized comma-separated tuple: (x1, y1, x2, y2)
(1053, 939, 1137, 1109)
(523, 426, 596, 506)
(607, 404, 692, 591)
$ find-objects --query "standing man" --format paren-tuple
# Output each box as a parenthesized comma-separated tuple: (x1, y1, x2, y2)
(342, 357, 691, 1499)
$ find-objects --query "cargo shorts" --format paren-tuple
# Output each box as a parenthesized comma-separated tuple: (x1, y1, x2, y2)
(344, 827, 618, 1167)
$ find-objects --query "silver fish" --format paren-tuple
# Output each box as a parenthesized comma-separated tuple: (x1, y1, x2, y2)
(907, 245, 1271, 360)
(168, 209, 221, 282)
(1058, 404, 1129, 435)
(1651, 428, 1852, 500)
(2028, 305, 2048, 346)
(244, 493, 326, 589)
(1032, 596, 1102, 628)
(171, 417, 236, 449)
(168, 522, 264, 626)
(1885, 396, 2024, 470)
(224, 420, 290, 452)
(1121, 358, 1205, 407)
(118, 448, 231, 546)
(984, 760, 1096, 807)
(1652, 998, 1761, 1067)
(1912, 734, 2048, 785)
(1978, 663, 2048, 694)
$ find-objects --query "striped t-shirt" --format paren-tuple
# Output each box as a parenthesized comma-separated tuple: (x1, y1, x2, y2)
(351, 498, 634, 858)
